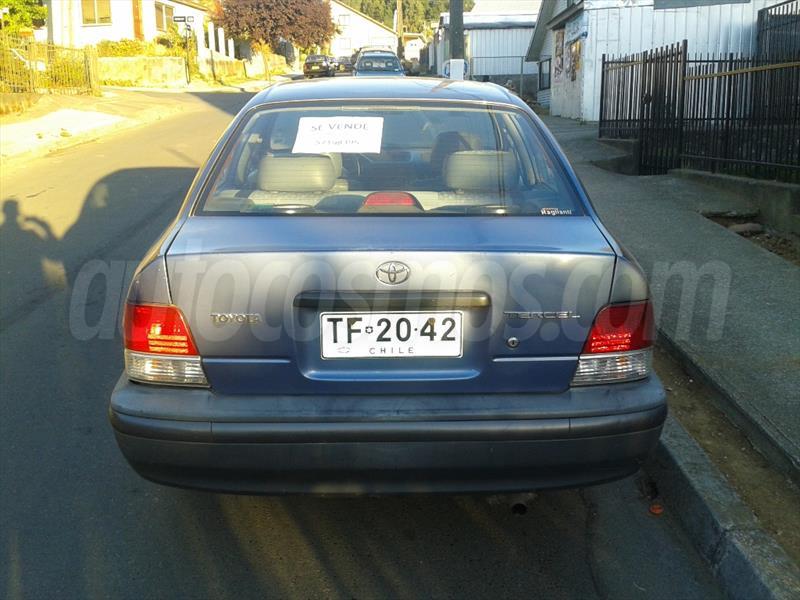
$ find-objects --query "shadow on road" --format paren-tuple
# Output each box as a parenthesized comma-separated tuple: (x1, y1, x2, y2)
(187, 91, 256, 116)
(0, 198, 59, 318)
(0, 167, 198, 330)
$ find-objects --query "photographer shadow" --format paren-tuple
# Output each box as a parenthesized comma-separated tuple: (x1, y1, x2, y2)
(0, 198, 60, 320)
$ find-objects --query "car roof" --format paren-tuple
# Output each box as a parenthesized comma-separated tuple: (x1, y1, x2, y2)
(358, 54, 399, 61)
(247, 77, 526, 109)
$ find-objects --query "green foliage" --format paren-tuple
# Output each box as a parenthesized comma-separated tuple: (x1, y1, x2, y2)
(217, 0, 335, 49)
(96, 39, 154, 57)
(96, 28, 199, 77)
(46, 55, 85, 87)
(96, 29, 193, 59)
(0, 0, 47, 33)
(0, 46, 33, 92)
(341, 0, 474, 33)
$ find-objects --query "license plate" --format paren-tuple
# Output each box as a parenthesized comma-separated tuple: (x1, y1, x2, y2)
(311, 65, 319, 70)
(320, 312, 463, 359)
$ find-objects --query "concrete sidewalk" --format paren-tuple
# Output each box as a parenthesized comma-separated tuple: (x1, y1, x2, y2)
(0, 78, 283, 166)
(0, 89, 192, 165)
(542, 116, 800, 482)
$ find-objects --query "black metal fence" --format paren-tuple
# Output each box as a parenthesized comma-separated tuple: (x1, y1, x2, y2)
(682, 56, 799, 181)
(599, 41, 687, 175)
(758, 0, 800, 62)
(0, 34, 99, 96)
(598, 2, 800, 183)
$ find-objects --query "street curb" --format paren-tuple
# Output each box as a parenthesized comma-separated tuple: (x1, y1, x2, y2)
(656, 332, 799, 487)
(645, 415, 800, 600)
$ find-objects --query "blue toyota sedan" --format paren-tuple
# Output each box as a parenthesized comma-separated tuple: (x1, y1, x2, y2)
(109, 77, 666, 494)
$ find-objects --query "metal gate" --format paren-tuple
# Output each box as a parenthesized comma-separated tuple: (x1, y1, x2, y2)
(599, 38, 799, 182)
(600, 41, 687, 175)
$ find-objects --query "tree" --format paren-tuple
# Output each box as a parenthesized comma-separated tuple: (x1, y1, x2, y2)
(0, 0, 47, 34)
(293, 0, 337, 48)
(340, 1, 474, 34)
(215, 0, 335, 50)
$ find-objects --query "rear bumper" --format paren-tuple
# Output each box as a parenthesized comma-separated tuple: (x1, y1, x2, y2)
(109, 376, 666, 494)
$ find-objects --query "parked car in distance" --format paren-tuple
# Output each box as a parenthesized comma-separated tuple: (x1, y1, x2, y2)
(351, 45, 395, 64)
(337, 56, 353, 72)
(109, 77, 666, 495)
(328, 56, 339, 71)
(354, 53, 405, 77)
(303, 54, 335, 78)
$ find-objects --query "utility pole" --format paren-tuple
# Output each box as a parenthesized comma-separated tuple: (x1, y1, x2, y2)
(184, 24, 192, 84)
(450, 0, 464, 60)
(396, 0, 404, 59)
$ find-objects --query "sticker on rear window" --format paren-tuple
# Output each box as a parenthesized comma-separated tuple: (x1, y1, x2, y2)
(292, 116, 384, 154)
(541, 207, 573, 216)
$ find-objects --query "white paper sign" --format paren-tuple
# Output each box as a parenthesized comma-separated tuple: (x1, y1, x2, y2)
(292, 117, 384, 154)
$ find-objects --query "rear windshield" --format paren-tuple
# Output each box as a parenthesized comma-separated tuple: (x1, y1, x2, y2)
(357, 56, 402, 71)
(199, 103, 583, 216)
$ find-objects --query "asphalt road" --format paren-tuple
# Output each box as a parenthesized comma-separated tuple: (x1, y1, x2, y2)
(0, 90, 723, 599)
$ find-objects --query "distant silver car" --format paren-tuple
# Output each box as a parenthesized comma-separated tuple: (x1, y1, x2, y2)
(353, 52, 404, 77)
(110, 77, 666, 494)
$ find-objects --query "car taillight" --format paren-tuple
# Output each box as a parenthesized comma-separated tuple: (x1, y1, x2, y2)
(582, 301, 653, 354)
(123, 303, 208, 387)
(363, 191, 419, 207)
(572, 301, 654, 386)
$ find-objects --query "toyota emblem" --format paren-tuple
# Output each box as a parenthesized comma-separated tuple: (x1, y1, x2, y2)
(376, 261, 410, 285)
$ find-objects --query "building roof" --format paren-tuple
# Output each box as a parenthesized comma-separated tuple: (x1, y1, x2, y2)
(525, 1, 557, 61)
(248, 76, 525, 108)
(438, 13, 536, 30)
(331, 0, 397, 36)
(546, 1, 584, 29)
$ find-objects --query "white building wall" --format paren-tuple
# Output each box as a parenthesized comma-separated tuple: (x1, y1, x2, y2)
(329, 1, 397, 57)
(579, 0, 775, 121)
(434, 31, 447, 75)
(46, 0, 209, 49)
(141, 0, 207, 45)
(47, 0, 135, 46)
(404, 38, 424, 61)
(467, 27, 537, 76)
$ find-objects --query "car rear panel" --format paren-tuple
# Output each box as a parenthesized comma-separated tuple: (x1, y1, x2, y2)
(166, 215, 615, 395)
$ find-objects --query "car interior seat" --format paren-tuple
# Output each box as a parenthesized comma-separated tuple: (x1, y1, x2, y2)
(245, 155, 337, 209)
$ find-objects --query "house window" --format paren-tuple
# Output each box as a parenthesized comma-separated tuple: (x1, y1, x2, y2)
(155, 2, 175, 32)
(338, 14, 350, 26)
(539, 59, 551, 90)
(81, 0, 111, 25)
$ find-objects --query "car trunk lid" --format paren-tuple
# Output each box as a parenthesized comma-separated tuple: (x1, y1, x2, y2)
(166, 216, 616, 395)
